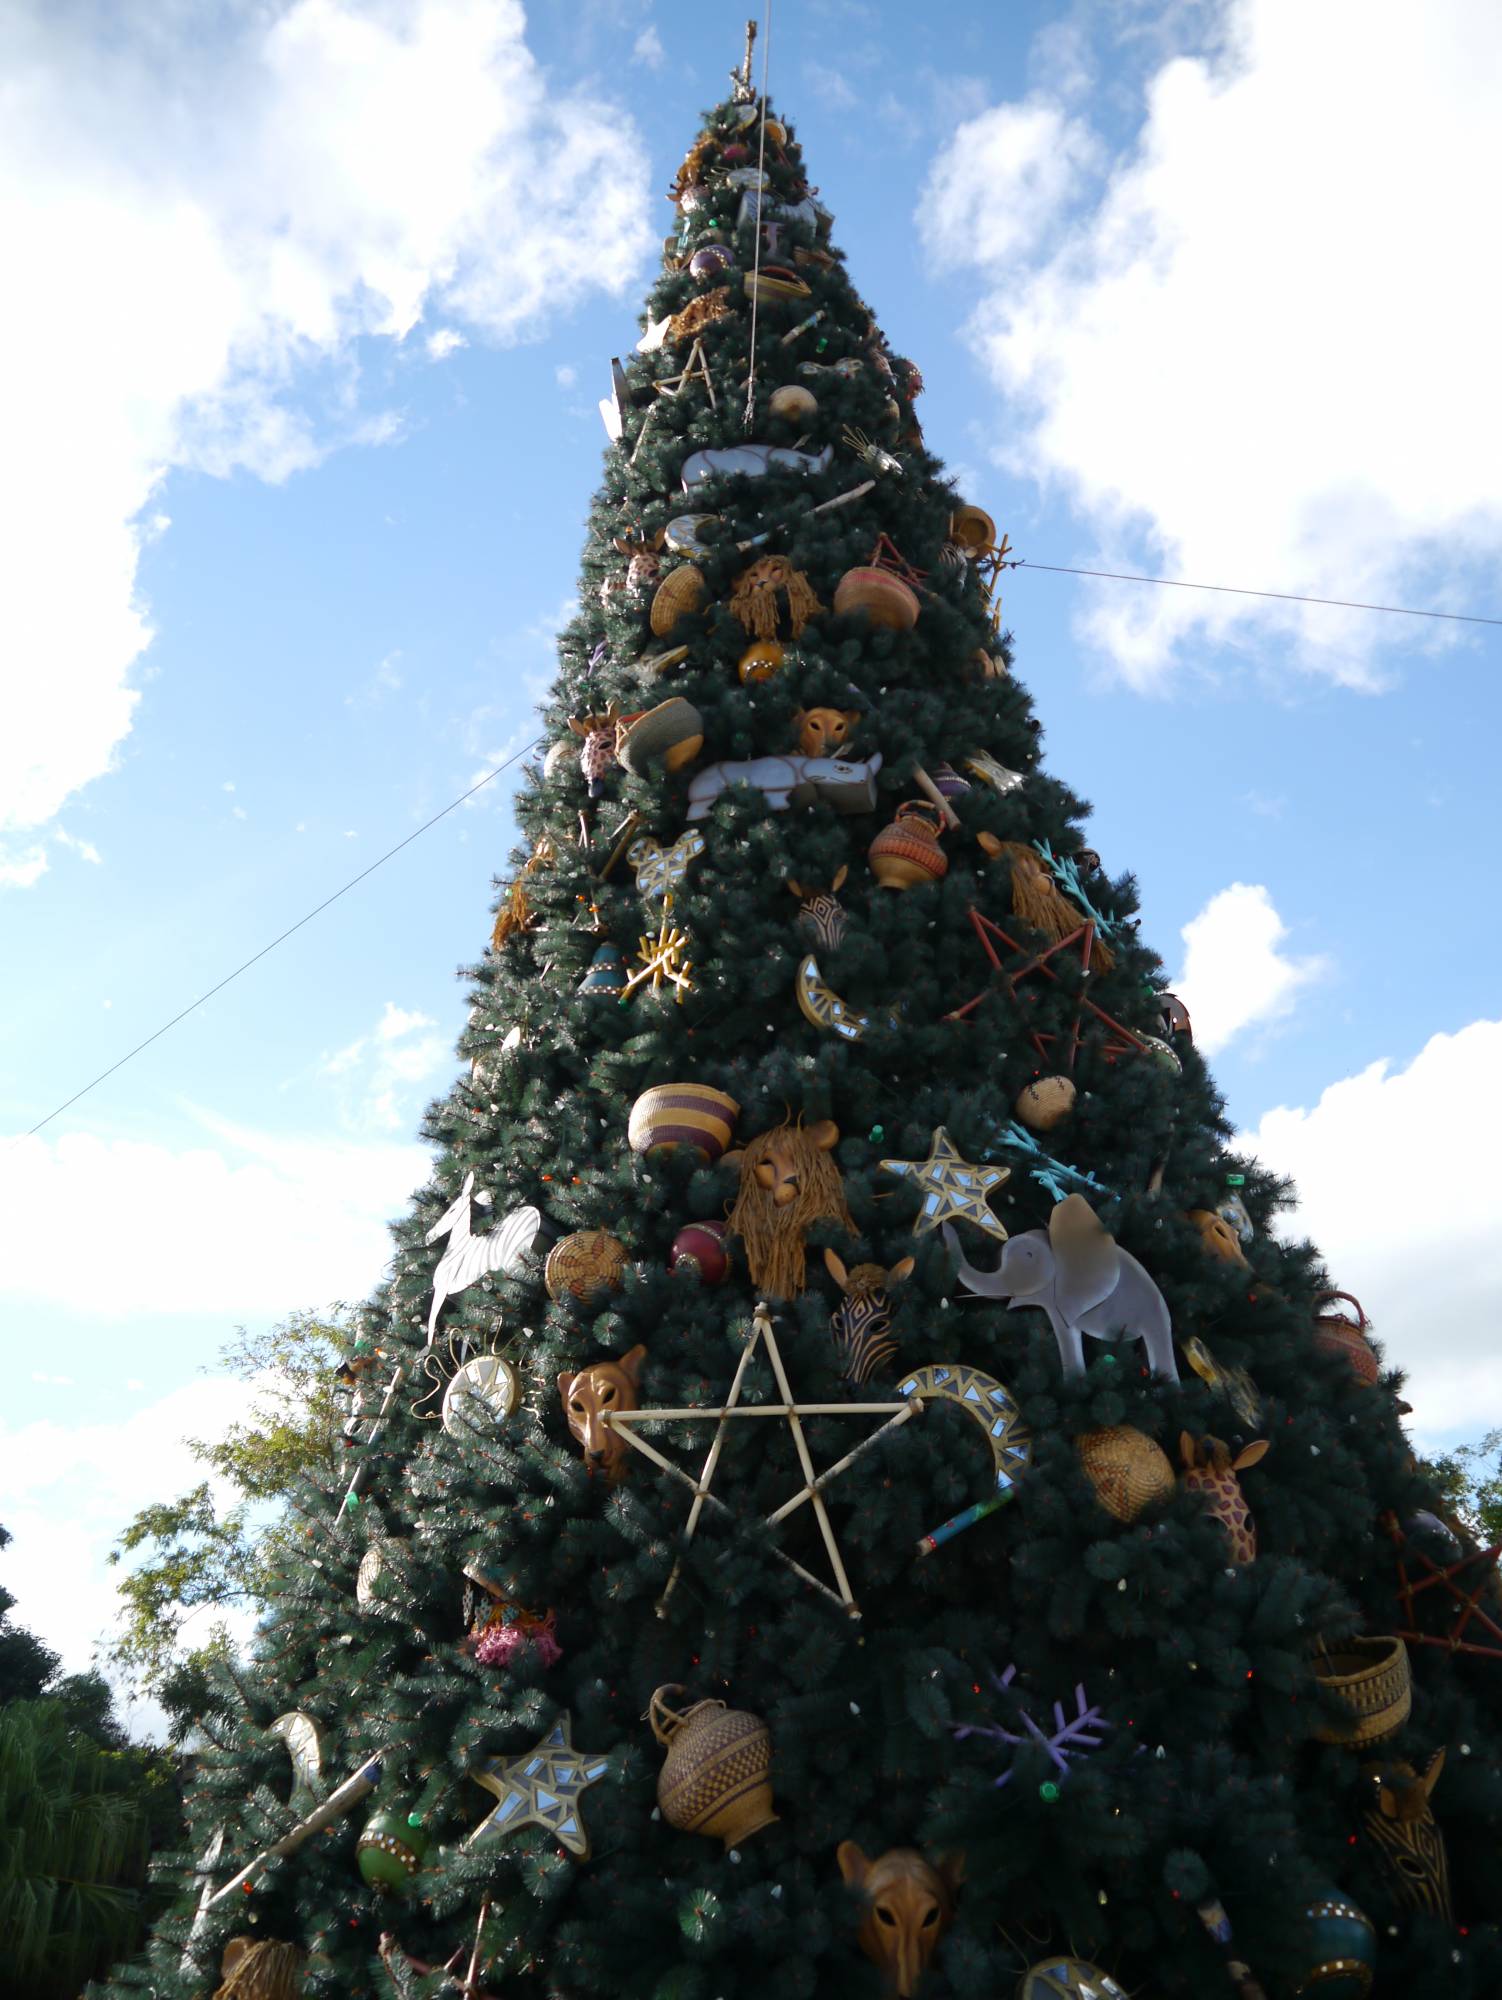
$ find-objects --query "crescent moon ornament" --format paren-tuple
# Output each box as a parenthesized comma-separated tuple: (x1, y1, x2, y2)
(795, 955, 871, 1041)
(441, 1354, 519, 1435)
(894, 1363, 1032, 1554)
(269, 1711, 325, 1814)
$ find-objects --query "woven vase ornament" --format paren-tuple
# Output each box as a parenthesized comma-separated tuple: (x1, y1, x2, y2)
(213, 1939, 306, 2000)
(648, 1684, 778, 1849)
(833, 565, 920, 630)
(628, 1082, 740, 1161)
(1076, 1425, 1175, 1523)
(985, 841, 1115, 971)
(729, 555, 824, 641)
(1312, 1291, 1382, 1387)
(868, 801, 949, 890)
(650, 565, 707, 637)
(544, 1229, 629, 1307)
(1312, 1635, 1412, 1745)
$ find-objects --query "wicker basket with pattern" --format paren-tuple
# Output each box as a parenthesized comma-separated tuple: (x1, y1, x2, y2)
(1312, 1635, 1412, 1744)
(649, 1684, 777, 1849)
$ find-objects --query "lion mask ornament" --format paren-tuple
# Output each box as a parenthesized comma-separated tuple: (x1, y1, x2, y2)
(724, 1118, 853, 1298)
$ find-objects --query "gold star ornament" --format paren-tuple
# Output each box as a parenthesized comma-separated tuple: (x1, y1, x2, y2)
(466, 1715, 610, 1859)
(620, 898, 694, 1003)
(879, 1126, 1011, 1240)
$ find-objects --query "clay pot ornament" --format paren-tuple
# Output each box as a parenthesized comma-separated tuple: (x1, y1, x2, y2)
(837, 1844, 964, 1998)
(724, 1117, 854, 1298)
(869, 801, 948, 889)
(1186, 1207, 1250, 1267)
(649, 1684, 777, 1849)
(558, 1344, 647, 1483)
(1179, 1431, 1269, 1563)
(825, 1247, 914, 1384)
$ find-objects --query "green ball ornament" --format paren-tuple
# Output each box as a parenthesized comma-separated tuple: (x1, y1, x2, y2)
(356, 1807, 429, 1892)
(1038, 1780, 1061, 1803)
(1290, 1889, 1377, 1999)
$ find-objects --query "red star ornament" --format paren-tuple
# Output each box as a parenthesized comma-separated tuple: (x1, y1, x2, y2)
(946, 906, 1150, 1071)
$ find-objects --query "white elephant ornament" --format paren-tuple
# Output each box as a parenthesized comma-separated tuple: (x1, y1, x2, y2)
(942, 1194, 1177, 1382)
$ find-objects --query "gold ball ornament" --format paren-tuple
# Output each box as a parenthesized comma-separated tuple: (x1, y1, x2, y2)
(768, 383, 818, 423)
(738, 639, 785, 682)
(761, 117, 787, 145)
(1076, 1425, 1175, 1523)
(1013, 1075, 1077, 1132)
(544, 1229, 629, 1306)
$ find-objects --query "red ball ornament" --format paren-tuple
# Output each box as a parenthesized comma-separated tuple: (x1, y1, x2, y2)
(670, 1220, 730, 1286)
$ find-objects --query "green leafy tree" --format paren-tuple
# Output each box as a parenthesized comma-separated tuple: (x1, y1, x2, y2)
(107, 1311, 355, 1728)
(96, 74, 1502, 2000)
(1424, 1429, 1502, 1545)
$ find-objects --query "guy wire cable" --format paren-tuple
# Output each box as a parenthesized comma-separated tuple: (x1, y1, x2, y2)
(740, 0, 775, 429)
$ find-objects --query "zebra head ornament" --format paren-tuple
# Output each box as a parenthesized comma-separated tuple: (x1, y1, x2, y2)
(1357, 1748, 1452, 1922)
(787, 865, 849, 953)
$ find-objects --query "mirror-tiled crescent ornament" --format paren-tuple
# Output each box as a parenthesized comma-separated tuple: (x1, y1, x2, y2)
(1019, 1959, 1128, 2000)
(465, 1716, 610, 1859)
(896, 1363, 1032, 1555)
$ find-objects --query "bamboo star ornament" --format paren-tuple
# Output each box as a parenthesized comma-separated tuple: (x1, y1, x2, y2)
(879, 1127, 1011, 1240)
(466, 1716, 610, 1858)
(621, 898, 694, 1002)
(605, 1306, 921, 1618)
(653, 334, 716, 408)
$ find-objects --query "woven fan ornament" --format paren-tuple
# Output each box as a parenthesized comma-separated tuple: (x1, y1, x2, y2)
(729, 555, 824, 641)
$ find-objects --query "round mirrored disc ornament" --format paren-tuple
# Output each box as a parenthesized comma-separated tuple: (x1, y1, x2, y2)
(442, 1354, 519, 1435)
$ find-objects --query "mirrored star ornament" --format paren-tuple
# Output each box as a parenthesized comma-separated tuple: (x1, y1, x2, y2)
(466, 1715, 610, 1859)
(879, 1127, 1011, 1239)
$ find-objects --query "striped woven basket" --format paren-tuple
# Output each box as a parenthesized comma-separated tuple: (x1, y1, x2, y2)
(1312, 1635, 1412, 1745)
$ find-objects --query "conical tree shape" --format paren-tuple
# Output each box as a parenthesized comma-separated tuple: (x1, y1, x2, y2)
(101, 82, 1502, 2000)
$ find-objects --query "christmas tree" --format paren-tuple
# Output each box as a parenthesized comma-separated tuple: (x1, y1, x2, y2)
(102, 51, 1502, 2000)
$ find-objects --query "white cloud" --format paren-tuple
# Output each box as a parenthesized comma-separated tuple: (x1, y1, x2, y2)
(0, 0, 653, 860)
(555, 363, 577, 388)
(919, 0, 1502, 686)
(0, 1113, 428, 1315)
(1174, 881, 1326, 1054)
(632, 25, 665, 69)
(425, 326, 467, 360)
(1, 1373, 256, 1684)
(54, 827, 102, 864)
(317, 999, 449, 1130)
(0, 846, 49, 890)
(1245, 1019, 1502, 1437)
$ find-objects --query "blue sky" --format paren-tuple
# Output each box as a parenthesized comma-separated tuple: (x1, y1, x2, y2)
(2, 0, 1499, 1706)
